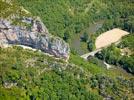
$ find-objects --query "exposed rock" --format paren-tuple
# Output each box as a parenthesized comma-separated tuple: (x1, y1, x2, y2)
(0, 17, 70, 60)
(3, 82, 17, 88)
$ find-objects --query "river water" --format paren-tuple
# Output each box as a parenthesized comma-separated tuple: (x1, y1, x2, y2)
(71, 20, 104, 55)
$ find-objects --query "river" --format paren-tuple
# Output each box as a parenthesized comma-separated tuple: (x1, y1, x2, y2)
(71, 20, 104, 55)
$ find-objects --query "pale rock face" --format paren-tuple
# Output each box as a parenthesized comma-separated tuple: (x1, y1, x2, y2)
(0, 18, 70, 59)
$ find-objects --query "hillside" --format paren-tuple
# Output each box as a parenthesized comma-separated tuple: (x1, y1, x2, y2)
(0, 0, 134, 100)
(0, 46, 134, 100)
(17, 0, 134, 54)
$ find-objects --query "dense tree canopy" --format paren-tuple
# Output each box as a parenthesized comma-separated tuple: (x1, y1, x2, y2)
(0, 46, 134, 99)
(0, 0, 134, 99)
(16, 0, 134, 54)
(17, 0, 134, 38)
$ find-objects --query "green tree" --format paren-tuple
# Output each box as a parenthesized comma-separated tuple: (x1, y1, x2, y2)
(87, 41, 94, 52)
(81, 32, 89, 42)
(63, 32, 70, 42)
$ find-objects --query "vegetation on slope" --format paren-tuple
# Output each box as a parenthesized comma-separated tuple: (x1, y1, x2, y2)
(119, 34, 134, 51)
(0, 0, 31, 18)
(0, 0, 134, 100)
(0, 46, 134, 99)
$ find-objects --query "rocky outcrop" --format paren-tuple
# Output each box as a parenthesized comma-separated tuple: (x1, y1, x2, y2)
(0, 17, 70, 59)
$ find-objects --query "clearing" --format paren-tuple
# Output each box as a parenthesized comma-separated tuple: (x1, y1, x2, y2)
(95, 28, 129, 49)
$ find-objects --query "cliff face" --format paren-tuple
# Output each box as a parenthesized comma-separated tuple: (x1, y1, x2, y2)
(0, 17, 70, 59)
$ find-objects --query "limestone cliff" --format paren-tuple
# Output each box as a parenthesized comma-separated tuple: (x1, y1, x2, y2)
(0, 17, 70, 59)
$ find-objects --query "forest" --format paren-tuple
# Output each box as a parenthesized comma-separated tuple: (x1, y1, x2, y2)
(16, 0, 134, 57)
(0, 0, 134, 100)
(17, 0, 134, 39)
(0, 46, 134, 99)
